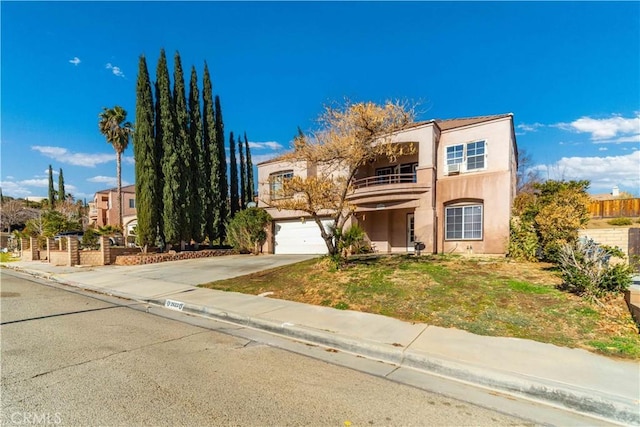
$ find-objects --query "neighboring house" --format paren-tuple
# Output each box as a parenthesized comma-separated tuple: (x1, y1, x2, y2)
(258, 113, 517, 255)
(89, 184, 137, 236)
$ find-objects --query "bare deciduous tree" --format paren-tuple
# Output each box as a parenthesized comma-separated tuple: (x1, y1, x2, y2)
(265, 100, 416, 255)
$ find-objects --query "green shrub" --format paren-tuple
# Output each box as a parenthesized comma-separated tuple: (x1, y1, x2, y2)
(607, 217, 633, 226)
(335, 224, 372, 257)
(508, 217, 539, 261)
(226, 208, 272, 254)
(557, 238, 632, 302)
(81, 228, 99, 249)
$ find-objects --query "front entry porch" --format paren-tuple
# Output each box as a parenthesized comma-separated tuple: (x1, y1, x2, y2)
(355, 208, 419, 254)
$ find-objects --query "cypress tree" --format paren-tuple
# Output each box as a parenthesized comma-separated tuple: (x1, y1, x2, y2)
(134, 54, 158, 249)
(172, 51, 190, 244)
(229, 131, 239, 217)
(48, 164, 55, 208)
(157, 48, 180, 246)
(154, 80, 165, 247)
(213, 95, 228, 242)
(188, 66, 204, 242)
(202, 62, 216, 242)
(58, 168, 65, 202)
(245, 132, 255, 205)
(238, 132, 246, 210)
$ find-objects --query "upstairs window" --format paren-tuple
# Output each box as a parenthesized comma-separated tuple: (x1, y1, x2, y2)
(270, 170, 293, 199)
(446, 141, 486, 172)
(129, 199, 136, 209)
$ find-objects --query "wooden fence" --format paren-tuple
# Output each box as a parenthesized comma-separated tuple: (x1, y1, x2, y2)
(589, 198, 640, 219)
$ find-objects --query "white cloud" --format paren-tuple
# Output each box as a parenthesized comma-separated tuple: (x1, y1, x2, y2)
(43, 168, 59, 175)
(32, 146, 115, 167)
(87, 176, 128, 187)
(598, 147, 608, 151)
(554, 114, 640, 141)
(516, 122, 544, 134)
(20, 178, 49, 187)
(6, 175, 15, 180)
(69, 56, 81, 66)
(123, 156, 135, 165)
(106, 63, 125, 78)
(534, 150, 640, 192)
(248, 141, 284, 150)
(0, 181, 34, 198)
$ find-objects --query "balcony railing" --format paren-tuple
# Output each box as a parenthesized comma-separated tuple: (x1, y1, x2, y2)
(352, 173, 417, 189)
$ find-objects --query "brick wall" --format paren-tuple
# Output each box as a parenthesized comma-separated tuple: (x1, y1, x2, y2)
(578, 229, 629, 254)
(115, 249, 234, 266)
(49, 251, 68, 266)
(79, 251, 103, 266)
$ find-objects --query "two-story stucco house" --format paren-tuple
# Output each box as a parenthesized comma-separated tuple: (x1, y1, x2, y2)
(257, 113, 517, 255)
(88, 184, 138, 236)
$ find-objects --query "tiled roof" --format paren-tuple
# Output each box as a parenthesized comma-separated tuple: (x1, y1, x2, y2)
(257, 113, 514, 165)
(96, 184, 136, 194)
(435, 113, 513, 131)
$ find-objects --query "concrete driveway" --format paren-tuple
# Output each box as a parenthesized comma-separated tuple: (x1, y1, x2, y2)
(3, 254, 319, 299)
(110, 254, 318, 285)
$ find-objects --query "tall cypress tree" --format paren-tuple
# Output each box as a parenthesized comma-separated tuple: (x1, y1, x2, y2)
(188, 66, 204, 242)
(48, 164, 55, 208)
(229, 131, 239, 217)
(172, 51, 190, 244)
(58, 168, 65, 202)
(157, 48, 180, 246)
(154, 80, 165, 247)
(238, 132, 246, 210)
(134, 54, 158, 249)
(244, 132, 255, 205)
(202, 62, 216, 242)
(213, 95, 228, 242)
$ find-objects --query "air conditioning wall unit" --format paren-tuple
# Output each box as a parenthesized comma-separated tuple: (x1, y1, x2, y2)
(447, 163, 461, 175)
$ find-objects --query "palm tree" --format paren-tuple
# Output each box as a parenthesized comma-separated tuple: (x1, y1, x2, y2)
(98, 106, 133, 230)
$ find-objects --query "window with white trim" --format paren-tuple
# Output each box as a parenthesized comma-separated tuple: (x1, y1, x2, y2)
(445, 204, 483, 240)
(269, 170, 293, 199)
(446, 140, 486, 171)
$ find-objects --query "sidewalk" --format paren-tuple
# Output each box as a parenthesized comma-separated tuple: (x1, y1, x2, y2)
(2, 259, 639, 425)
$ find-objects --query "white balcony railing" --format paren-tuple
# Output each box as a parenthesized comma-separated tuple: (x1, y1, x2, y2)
(351, 173, 417, 189)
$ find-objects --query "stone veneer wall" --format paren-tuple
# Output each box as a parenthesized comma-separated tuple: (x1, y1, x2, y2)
(115, 249, 234, 266)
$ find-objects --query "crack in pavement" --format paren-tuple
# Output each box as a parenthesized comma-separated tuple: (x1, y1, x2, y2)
(22, 331, 211, 382)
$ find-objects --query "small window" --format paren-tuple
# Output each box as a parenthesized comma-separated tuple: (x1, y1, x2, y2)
(445, 141, 486, 172)
(445, 204, 483, 240)
(270, 170, 294, 199)
(446, 145, 464, 166)
(129, 199, 136, 209)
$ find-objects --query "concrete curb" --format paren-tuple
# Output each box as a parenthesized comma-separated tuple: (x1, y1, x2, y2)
(150, 297, 639, 426)
(4, 264, 638, 425)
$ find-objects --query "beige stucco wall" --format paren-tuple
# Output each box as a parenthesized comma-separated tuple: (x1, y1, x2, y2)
(434, 117, 515, 255)
(256, 116, 516, 255)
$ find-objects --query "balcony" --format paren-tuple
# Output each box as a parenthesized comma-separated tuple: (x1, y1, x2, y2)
(346, 173, 430, 209)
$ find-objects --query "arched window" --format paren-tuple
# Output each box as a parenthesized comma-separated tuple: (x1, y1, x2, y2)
(445, 201, 483, 240)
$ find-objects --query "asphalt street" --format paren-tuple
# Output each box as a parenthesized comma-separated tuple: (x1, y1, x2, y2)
(0, 272, 533, 426)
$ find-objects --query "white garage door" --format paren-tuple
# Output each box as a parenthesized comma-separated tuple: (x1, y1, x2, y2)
(274, 219, 333, 254)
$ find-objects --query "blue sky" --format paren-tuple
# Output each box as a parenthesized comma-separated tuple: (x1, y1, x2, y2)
(2, 1, 639, 201)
